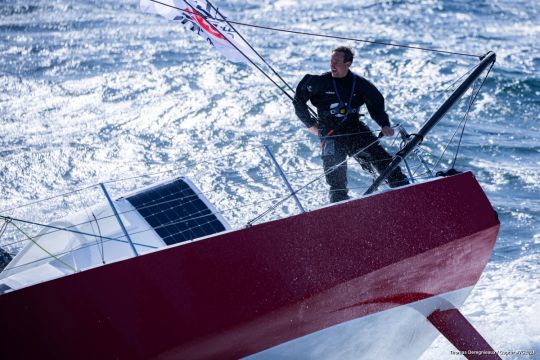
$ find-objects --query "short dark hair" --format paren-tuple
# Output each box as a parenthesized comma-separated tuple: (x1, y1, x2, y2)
(333, 46, 354, 63)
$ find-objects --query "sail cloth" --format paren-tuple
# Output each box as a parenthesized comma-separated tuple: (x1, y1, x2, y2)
(140, 0, 261, 65)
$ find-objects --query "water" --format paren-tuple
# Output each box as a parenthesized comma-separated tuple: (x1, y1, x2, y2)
(1, 0, 539, 357)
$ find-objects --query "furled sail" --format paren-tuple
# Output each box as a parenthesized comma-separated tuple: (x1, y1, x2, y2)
(140, 0, 261, 65)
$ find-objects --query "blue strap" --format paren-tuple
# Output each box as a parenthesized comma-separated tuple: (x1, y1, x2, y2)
(348, 75, 357, 108)
(332, 77, 345, 108)
(331, 74, 357, 122)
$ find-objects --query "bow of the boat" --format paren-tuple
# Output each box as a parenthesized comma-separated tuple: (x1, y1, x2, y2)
(0, 172, 500, 360)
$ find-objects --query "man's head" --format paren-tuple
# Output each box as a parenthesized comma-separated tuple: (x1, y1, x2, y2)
(331, 46, 354, 78)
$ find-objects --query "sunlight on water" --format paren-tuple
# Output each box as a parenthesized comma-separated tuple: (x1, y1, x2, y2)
(1, 0, 539, 357)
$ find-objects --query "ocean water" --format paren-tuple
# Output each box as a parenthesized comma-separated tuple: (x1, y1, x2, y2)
(1, 0, 539, 358)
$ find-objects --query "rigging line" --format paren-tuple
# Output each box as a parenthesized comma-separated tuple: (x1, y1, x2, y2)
(0, 215, 156, 250)
(76, 190, 98, 241)
(0, 220, 9, 242)
(2, 227, 158, 274)
(451, 61, 494, 168)
(180, 0, 296, 103)
(0, 184, 97, 215)
(147, 0, 481, 59)
(102, 142, 267, 185)
(5, 151, 400, 244)
(420, 99, 470, 173)
(428, 70, 487, 173)
(90, 210, 106, 264)
(417, 59, 494, 174)
(272, 128, 392, 146)
(0, 174, 289, 247)
(149, 0, 318, 119)
(400, 63, 481, 177)
(74, 187, 106, 264)
(8, 220, 77, 273)
(408, 147, 437, 178)
(448, 78, 477, 170)
(110, 192, 290, 239)
(76, 190, 106, 262)
(398, 61, 478, 131)
(103, 130, 395, 188)
(225, 21, 483, 59)
(12, 150, 400, 242)
(206, 0, 295, 95)
(247, 134, 389, 226)
(4, 143, 263, 213)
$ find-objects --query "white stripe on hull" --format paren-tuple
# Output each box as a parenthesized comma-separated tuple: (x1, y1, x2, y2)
(247, 286, 473, 360)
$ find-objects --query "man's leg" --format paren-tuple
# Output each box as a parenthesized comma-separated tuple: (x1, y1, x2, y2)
(348, 130, 409, 188)
(321, 140, 349, 203)
(366, 143, 409, 188)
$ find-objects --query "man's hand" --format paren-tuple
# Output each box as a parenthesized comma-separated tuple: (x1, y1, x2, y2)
(381, 126, 394, 137)
(307, 126, 319, 135)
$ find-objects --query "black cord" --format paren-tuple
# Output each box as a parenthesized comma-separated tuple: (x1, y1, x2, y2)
(451, 61, 494, 168)
(147, 0, 482, 59)
(180, 0, 296, 103)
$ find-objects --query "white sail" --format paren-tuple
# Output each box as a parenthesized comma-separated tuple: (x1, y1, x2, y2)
(141, 0, 262, 65)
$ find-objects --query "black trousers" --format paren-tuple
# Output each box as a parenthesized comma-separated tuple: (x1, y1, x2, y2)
(321, 125, 409, 203)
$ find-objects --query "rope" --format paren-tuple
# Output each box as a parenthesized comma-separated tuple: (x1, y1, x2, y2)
(1, 130, 399, 214)
(147, 0, 481, 59)
(451, 61, 494, 168)
(0, 219, 10, 242)
(0, 61, 475, 215)
(247, 133, 390, 226)
(0, 215, 157, 251)
(402, 60, 479, 132)
(0, 184, 97, 215)
(227, 21, 482, 59)
(8, 219, 77, 273)
(0, 148, 402, 251)
(162, 0, 319, 120)
(207, 0, 295, 95)
(428, 61, 494, 173)
(180, 0, 296, 105)
(90, 210, 106, 264)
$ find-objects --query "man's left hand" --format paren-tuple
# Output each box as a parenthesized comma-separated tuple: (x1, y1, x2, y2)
(381, 126, 394, 137)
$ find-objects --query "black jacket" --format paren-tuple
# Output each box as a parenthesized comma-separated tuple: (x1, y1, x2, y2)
(293, 70, 390, 135)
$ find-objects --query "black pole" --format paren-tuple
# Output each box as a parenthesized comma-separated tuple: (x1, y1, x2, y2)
(363, 51, 496, 195)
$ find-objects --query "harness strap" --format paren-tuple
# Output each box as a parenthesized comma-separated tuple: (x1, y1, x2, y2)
(331, 74, 357, 122)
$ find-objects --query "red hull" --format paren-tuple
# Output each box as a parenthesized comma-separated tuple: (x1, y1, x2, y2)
(0, 172, 499, 359)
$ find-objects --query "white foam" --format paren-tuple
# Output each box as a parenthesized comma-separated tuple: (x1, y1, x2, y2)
(421, 253, 540, 359)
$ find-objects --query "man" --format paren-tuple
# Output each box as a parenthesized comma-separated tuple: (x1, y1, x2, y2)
(293, 46, 409, 203)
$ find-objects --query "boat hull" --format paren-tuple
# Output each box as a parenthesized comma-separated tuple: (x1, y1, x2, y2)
(0, 172, 499, 359)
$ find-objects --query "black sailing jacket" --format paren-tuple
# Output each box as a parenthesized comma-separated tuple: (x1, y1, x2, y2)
(293, 70, 390, 136)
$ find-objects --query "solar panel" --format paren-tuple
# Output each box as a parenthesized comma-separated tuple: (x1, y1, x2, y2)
(126, 178, 227, 245)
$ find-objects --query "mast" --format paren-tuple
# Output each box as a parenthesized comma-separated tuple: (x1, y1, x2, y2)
(363, 51, 496, 195)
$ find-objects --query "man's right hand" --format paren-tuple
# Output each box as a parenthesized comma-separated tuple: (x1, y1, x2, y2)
(307, 126, 319, 135)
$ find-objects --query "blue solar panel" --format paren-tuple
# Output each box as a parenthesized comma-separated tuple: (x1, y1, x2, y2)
(126, 179, 226, 245)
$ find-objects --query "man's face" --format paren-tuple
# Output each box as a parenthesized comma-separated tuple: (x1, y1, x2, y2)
(330, 51, 351, 78)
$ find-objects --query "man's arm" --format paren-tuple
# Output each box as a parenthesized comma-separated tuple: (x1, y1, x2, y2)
(360, 77, 392, 131)
(293, 75, 318, 130)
